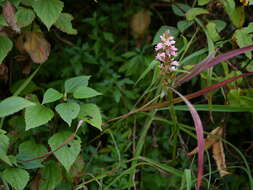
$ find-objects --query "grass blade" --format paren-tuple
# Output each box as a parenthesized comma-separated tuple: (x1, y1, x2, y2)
(169, 88, 204, 190)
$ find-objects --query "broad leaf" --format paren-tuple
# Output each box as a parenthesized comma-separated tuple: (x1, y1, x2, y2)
(0, 36, 13, 64)
(25, 104, 54, 130)
(0, 134, 11, 165)
(0, 96, 34, 117)
(73, 86, 101, 99)
(2, 168, 29, 190)
(32, 0, 64, 30)
(16, 7, 35, 28)
(64, 75, 90, 93)
(78, 103, 102, 131)
(55, 102, 80, 126)
(42, 88, 63, 104)
(23, 31, 51, 64)
(186, 8, 209, 21)
(38, 161, 62, 190)
(17, 141, 47, 169)
(206, 22, 220, 42)
(177, 20, 194, 33)
(233, 23, 253, 58)
(54, 13, 77, 35)
(48, 131, 81, 171)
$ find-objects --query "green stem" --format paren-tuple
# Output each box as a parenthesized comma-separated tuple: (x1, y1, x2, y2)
(168, 90, 178, 159)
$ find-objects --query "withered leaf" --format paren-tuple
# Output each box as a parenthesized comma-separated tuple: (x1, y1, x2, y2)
(3, 1, 20, 33)
(212, 141, 230, 177)
(188, 127, 223, 156)
(23, 31, 51, 64)
(130, 10, 150, 39)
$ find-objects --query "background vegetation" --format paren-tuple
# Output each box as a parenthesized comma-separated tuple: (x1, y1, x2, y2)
(1, 0, 253, 189)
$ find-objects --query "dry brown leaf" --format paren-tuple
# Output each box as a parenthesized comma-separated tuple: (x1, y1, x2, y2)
(3, 1, 20, 33)
(188, 127, 223, 156)
(130, 10, 151, 39)
(23, 31, 51, 64)
(16, 34, 26, 53)
(212, 141, 230, 177)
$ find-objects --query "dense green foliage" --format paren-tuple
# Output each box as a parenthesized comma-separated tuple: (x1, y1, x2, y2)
(1, 0, 253, 189)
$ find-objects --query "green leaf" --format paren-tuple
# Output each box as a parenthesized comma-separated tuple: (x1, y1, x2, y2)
(177, 20, 194, 33)
(135, 59, 159, 84)
(186, 8, 209, 21)
(172, 3, 191, 17)
(206, 22, 221, 42)
(234, 23, 253, 58)
(198, 0, 211, 6)
(48, 131, 81, 171)
(73, 86, 101, 99)
(32, 0, 64, 30)
(39, 161, 62, 190)
(0, 96, 35, 117)
(0, 36, 13, 64)
(64, 75, 90, 93)
(25, 104, 54, 130)
(42, 88, 63, 104)
(17, 141, 47, 169)
(78, 103, 102, 131)
(54, 13, 77, 35)
(0, 14, 8, 26)
(152, 26, 179, 45)
(2, 168, 29, 190)
(55, 102, 80, 126)
(16, 7, 35, 28)
(0, 134, 12, 165)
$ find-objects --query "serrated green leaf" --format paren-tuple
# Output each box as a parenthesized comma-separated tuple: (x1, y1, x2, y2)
(32, 0, 64, 30)
(54, 13, 77, 35)
(48, 131, 81, 171)
(16, 7, 35, 28)
(39, 161, 62, 190)
(2, 168, 29, 190)
(73, 86, 101, 99)
(25, 104, 54, 130)
(186, 8, 209, 21)
(55, 102, 80, 126)
(78, 103, 102, 131)
(0, 96, 34, 117)
(0, 36, 13, 64)
(0, 134, 12, 165)
(42, 88, 63, 104)
(64, 75, 90, 93)
(152, 26, 179, 45)
(17, 141, 47, 169)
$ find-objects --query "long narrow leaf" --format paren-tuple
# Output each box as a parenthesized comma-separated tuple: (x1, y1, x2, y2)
(175, 45, 253, 86)
(169, 88, 204, 190)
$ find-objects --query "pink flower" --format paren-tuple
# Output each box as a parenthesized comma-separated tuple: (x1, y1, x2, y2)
(171, 61, 179, 66)
(155, 43, 164, 51)
(170, 66, 177, 71)
(155, 30, 180, 72)
(156, 52, 166, 62)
